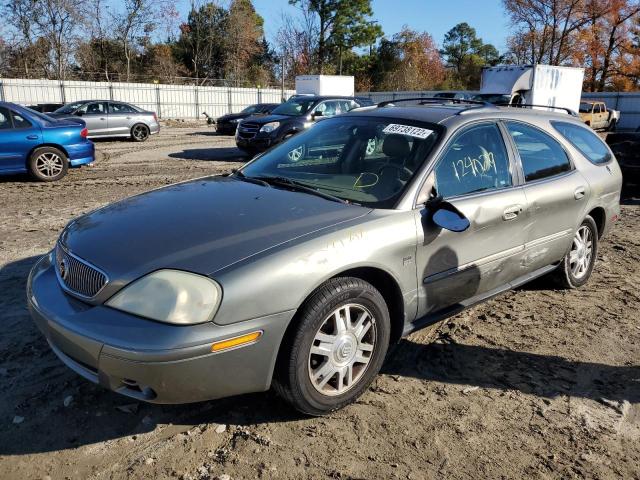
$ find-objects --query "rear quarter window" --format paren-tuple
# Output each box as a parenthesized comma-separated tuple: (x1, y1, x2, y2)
(552, 121, 612, 165)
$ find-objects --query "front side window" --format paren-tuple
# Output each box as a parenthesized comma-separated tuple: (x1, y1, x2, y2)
(0, 107, 11, 130)
(552, 121, 611, 165)
(241, 117, 441, 207)
(507, 122, 572, 182)
(83, 102, 106, 115)
(433, 123, 512, 198)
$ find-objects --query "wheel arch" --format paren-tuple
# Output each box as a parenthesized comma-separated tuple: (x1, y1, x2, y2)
(26, 144, 69, 166)
(587, 206, 606, 239)
(278, 265, 406, 355)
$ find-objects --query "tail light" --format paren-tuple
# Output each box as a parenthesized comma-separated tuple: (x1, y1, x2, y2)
(80, 128, 88, 138)
(153, 113, 158, 122)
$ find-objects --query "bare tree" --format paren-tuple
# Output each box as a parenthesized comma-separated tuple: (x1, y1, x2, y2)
(113, 0, 156, 82)
(504, 0, 610, 65)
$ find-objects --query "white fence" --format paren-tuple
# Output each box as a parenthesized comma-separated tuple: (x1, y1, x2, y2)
(0, 78, 295, 119)
(357, 90, 640, 130)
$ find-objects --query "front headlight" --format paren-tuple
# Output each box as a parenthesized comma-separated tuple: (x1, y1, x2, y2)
(260, 121, 280, 133)
(230, 118, 240, 123)
(106, 270, 222, 325)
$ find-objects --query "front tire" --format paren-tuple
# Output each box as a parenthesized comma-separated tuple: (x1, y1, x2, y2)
(550, 216, 598, 289)
(273, 277, 390, 415)
(28, 147, 68, 182)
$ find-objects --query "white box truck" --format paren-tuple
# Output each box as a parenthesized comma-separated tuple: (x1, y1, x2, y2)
(295, 75, 355, 96)
(476, 64, 585, 114)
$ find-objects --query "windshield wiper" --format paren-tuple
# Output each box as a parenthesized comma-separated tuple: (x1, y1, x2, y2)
(252, 175, 348, 204)
(231, 170, 271, 187)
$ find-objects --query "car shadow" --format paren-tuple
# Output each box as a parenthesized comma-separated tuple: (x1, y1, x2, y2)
(168, 147, 250, 162)
(187, 131, 233, 137)
(1, 253, 638, 456)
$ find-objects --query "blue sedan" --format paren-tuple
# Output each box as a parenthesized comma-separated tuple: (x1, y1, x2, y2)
(0, 102, 95, 181)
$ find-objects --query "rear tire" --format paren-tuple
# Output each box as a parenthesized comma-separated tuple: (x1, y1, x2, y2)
(131, 124, 150, 142)
(549, 216, 598, 289)
(273, 277, 390, 415)
(28, 147, 68, 182)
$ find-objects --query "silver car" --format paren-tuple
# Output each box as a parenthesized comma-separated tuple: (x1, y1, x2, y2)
(50, 100, 160, 141)
(28, 101, 622, 415)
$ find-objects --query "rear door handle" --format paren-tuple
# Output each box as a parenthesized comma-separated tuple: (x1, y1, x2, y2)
(503, 205, 523, 221)
(574, 187, 586, 200)
(26, 135, 39, 140)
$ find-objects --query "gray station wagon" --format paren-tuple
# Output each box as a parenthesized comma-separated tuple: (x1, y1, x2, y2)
(28, 100, 622, 415)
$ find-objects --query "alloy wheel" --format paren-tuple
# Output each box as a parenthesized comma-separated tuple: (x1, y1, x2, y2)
(569, 225, 593, 280)
(133, 125, 149, 141)
(35, 152, 64, 179)
(308, 303, 377, 397)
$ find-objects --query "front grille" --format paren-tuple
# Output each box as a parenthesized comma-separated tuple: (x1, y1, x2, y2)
(237, 122, 260, 139)
(55, 243, 108, 298)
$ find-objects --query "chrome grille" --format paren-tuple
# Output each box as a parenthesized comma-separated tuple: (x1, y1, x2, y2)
(237, 122, 260, 139)
(55, 243, 107, 298)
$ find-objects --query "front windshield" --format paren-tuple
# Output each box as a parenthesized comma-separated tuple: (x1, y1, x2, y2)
(54, 101, 84, 114)
(271, 98, 316, 116)
(579, 102, 592, 113)
(241, 116, 441, 208)
(241, 105, 259, 114)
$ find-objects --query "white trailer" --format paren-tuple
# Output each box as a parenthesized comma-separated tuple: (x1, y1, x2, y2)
(478, 64, 585, 114)
(295, 75, 355, 97)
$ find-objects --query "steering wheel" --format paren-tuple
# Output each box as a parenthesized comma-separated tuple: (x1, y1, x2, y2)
(378, 163, 413, 181)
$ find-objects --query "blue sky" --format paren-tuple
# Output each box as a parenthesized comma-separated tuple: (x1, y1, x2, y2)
(250, 0, 512, 52)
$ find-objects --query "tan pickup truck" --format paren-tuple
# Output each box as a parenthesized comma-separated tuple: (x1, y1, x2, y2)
(579, 101, 620, 131)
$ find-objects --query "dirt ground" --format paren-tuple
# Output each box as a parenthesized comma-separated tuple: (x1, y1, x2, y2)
(0, 127, 639, 480)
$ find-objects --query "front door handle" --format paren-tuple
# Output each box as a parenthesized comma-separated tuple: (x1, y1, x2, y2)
(574, 187, 586, 200)
(26, 135, 39, 140)
(503, 205, 523, 221)
(100, 117, 106, 121)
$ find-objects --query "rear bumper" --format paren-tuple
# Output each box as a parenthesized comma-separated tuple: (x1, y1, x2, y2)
(27, 253, 294, 404)
(66, 141, 95, 167)
(150, 122, 160, 135)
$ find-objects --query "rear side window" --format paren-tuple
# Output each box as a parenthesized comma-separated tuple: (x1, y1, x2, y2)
(109, 103, 136, 114)
(0, 107, 10, 130)
(506, 122, 572, 182)
(552, 121, 611, 165)
(12, 112, 32, 128)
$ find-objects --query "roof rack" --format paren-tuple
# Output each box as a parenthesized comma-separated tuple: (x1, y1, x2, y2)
(377, 97, 490, 108)
(496, 103, 578, 117)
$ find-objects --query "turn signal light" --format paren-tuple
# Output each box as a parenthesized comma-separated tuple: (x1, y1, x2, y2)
(211, 331, 263, 352)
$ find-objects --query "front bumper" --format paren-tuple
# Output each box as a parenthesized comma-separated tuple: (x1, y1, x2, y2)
(27, 253, 294, 404)
(235, 132, 277, 152)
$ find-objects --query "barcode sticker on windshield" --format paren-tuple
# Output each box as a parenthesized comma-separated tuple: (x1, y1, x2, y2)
(382, 124, 433, 139)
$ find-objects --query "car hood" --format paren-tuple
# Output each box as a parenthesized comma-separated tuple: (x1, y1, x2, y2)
(218, 113, 248, 122)
(60, 176, 371, 282)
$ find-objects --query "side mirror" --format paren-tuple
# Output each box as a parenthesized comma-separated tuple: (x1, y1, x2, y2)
(312, 110, 323, 119)
(431, 201, 470, 232)
(75, 111, 84, 117)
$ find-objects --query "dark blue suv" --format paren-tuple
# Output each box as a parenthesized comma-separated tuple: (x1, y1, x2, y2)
(0, 102, 95, 181)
